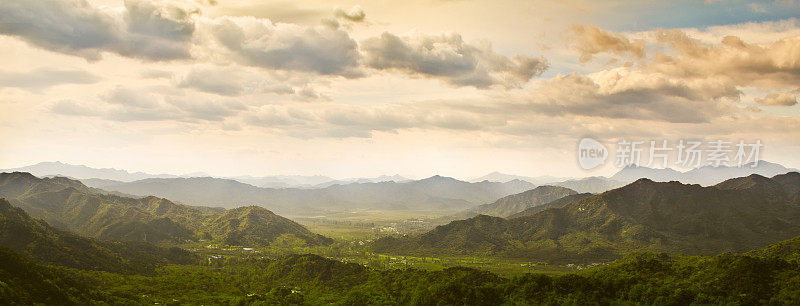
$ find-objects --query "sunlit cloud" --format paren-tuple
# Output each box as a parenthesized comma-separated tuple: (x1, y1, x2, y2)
(1, 0, 798, 178)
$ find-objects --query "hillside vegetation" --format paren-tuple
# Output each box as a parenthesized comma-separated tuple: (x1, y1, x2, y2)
(373, 173, 800, 263)
(0, 172, 332, 248)
(2, 240, 800, 305)
(459, 185, 578, 218)
(0, 198, 197, 274)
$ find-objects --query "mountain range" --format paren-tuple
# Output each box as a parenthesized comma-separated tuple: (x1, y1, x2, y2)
(0, 172, 331, 247)
(371, 172, 800, 263)
(1, 161, 409, 188)
(609, 161, 797, 186)
(472, 161, 797, 193)
(549, 176, 627, 193)
(469, 172, 570, 185)
(6, 160, 797, 196)
(79, 175, 535, 216)
(2, 161, 185, 182)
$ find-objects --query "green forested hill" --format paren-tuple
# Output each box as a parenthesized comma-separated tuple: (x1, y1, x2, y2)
(0, 172, 332, 247)
(507, 192, 593, 218)
(204, 206, 334, 246)
(460, 185, 578, 218)
(0, 197, 198, 274)
(747, 234, 800, 262)
(372, 173, 800, 263)
(0, 172, 200, 243)
(13, 187, 197, 243)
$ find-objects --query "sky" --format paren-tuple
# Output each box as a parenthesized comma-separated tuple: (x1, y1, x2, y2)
(0, 0, 799, 180)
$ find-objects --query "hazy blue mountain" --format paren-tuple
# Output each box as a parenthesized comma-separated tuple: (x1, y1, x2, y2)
(229, 174, 338, 188)
(1, 161, 180, 182)
(609, 160, 797, 186)
(470, 172, 569, 185)
(682, 161, 797, 186)
(610, 165, 684, 183)
(549, 176, 626, 193)
(461, 161, 797, 195)
(311, 174, 411, 188)
(5, 161, 414, 189)
(79, 178, 127, 189)
(94, 175, 536, 216)
(222, 174, 410, 189)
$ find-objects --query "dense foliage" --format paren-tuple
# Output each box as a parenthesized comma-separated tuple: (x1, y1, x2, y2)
(464, 185, 578, 218)
(373, 173, 800, 263)
(3, 247, 799, 305)
(0, 197, 199, 274)
(205, 206, 332, 246)
(0, 246, 99, 304)
(0, 172, 332, 247)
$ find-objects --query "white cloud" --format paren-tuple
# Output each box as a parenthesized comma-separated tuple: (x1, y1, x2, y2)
(4, 2, 799, 178)
(569, 24, 645, 62)
(1, 0, 551, 92)
(101, 86, 160, 108)
(177, 68, 248, 96)
(651, 29, 800, 89)
(0, 67, 100, 89)
(755, 92, 798, 106)
(0, 0, 119, 60)
(334, 5, 366, 22)
(362, 32, 548, 88)
(0, 0, 199, 61)
(50, 99, 102, 116)
(203, 16, 362, 77)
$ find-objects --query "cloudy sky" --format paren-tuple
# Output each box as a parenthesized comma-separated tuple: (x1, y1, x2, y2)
(1, 0, 799, 179)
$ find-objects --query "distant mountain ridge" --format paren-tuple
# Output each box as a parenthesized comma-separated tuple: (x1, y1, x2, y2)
(610, 161, 797, 186)
(470, 172, 570, 185)
(470, 161, 797, 194)
(0, 172, 332, 247)
(454, 185, 579, 218)
(86, 174, 536, 216)
(371, 172, 800, 263)
(2, 161, 181, 182)
(8, 160, 796, 196)
(550, 177, 626, 193)
(2, 161, 411, 189)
